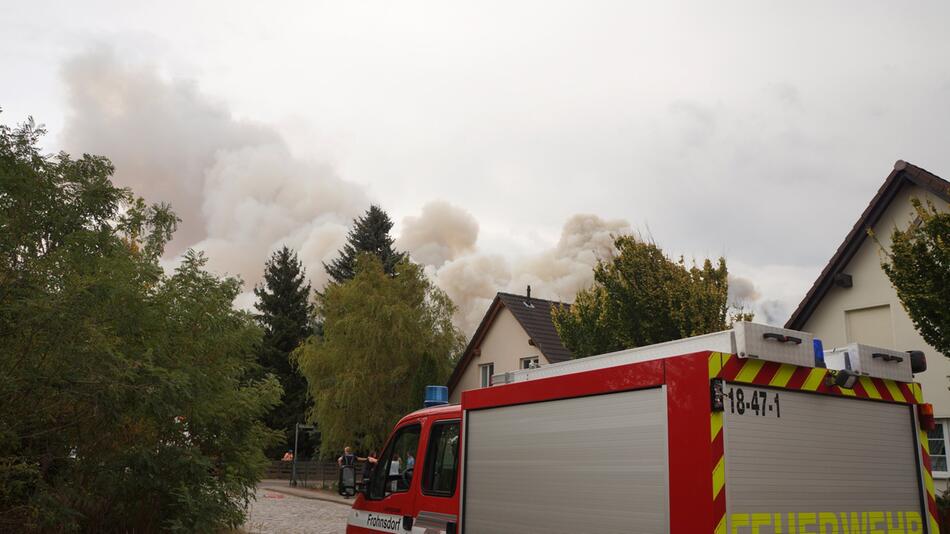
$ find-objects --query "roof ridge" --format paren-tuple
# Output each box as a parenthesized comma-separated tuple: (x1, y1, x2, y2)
(786, 160, 948, 329)
(495, 291, 570, 306)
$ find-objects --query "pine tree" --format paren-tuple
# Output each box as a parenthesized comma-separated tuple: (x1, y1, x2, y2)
(255, 246, 315, 457)
(324, 205, 406, 284)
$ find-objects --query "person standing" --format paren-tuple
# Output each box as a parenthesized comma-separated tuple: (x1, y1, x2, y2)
(389, 453, 402, 492)
(362, 450, 378, 483)
(338, 446, 357, 468)
(338, 446, 358, 498)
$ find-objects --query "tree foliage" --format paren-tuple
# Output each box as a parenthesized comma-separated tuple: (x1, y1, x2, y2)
(0, 115, 280, 532)
(295, 255, 464, 457)
(254, 246, 315, 457)
(552, 235, 732, 357)
(323, 205, 406, 284)
(881, 197, 950, 356)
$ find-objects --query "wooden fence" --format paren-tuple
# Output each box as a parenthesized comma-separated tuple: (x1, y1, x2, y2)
(264, 460, 363, 487)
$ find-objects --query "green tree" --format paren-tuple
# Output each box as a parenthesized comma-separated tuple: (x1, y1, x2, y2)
(552, 235, 731, 357)
(0, 115, 280, 532)
(295, 255, 464, 456)
(881, 197, 950, 356)
(254, 246, 315, 458)
(323, 205, 406, 284)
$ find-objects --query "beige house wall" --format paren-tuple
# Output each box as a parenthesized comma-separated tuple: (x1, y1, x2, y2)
(449, 306, 547, 403)
(800, 183, 949, 485)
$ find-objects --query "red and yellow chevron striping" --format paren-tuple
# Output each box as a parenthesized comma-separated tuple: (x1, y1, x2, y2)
(711, 352, 919, 405)
(919, 429, 942, 534)
(709, 353, 727, 534)
(707, 351, 937, 533)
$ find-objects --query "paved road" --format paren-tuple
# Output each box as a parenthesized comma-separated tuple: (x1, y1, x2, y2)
(243, 488, 351, 534)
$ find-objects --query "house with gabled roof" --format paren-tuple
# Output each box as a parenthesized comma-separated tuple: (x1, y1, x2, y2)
(786, 160, 950, 485)
(447, 288, 572, 403)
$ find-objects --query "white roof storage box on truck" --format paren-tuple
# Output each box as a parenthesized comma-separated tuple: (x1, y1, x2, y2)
(731, 321, 815, 366)
(461, 322, 939, 534)
(824, 343, 915, 383)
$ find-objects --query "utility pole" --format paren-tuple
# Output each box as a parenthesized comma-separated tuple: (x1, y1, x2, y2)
(290, 423, 315, 487)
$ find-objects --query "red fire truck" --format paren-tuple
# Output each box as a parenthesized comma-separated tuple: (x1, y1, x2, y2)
(345, 322, 939, 533)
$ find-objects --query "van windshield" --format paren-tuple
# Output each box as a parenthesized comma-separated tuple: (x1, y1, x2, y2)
(368, 424, 420, 499)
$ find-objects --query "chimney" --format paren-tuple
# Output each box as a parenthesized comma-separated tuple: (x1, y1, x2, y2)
(526, 285, 531, 305)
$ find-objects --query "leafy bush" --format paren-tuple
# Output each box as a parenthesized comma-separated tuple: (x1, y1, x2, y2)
(553, 235, 733, 357)
(881, 196, 950, 357)
(0, 115, 280, 532)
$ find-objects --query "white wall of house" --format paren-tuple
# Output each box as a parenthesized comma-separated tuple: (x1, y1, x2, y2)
(801, 183, 950, 485)
(449, 306, 547, 403)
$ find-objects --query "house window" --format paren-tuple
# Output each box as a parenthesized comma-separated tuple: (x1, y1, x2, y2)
(521, 357, 539, 369)
(929, 420, 949, 476)
(479, 363, 494, 388)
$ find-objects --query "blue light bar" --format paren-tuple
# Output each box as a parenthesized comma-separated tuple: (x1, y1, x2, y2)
(813, 338, 826, 368)
(424, 385, 449, 407)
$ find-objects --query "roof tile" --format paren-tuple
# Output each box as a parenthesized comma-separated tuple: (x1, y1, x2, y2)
(496, 292, 573, 364)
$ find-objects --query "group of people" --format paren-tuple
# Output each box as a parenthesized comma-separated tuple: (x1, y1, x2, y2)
(338, 446, 415, 494)
(337, 446, 380, 497)
(279, 445, 413, 497)
(337, 446, 378, 481)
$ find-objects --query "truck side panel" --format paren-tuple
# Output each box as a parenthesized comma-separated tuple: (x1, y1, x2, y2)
(463, 388, 669, 534)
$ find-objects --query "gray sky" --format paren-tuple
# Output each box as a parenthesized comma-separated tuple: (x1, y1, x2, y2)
(3, 1, 950, 331)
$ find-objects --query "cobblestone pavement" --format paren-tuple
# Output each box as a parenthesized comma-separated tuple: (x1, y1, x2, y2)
(243, 488, 351, 534)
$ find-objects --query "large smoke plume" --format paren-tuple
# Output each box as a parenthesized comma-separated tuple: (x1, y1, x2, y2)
(397, 201, 479, 267)
(59, 48, 638, 333)
(61, 48, 367, 290)
(60, 48, 759, 335)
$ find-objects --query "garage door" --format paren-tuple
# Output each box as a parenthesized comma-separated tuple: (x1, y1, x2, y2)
(723, 384, 926, 534)
(463, 388, 668, 534)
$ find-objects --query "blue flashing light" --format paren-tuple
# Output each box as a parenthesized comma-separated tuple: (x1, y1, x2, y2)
(424, 385, 449, 407)
(813, 338, 826, 368)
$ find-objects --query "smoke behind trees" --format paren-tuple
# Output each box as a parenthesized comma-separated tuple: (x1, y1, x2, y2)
(58, 48, 762, 334)
(402, 203, 633, 333)
(60, 48, 367, 289)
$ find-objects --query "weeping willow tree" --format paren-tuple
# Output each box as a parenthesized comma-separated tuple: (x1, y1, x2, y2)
(294, 255, 464, 456)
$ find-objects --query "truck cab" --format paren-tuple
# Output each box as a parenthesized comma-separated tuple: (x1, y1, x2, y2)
(347, 403, 461, 534)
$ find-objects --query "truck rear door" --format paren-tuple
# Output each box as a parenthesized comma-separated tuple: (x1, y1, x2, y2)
(722, 384, 928, 533)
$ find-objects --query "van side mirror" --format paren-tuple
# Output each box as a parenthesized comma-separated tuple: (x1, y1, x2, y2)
(908, 351, 927, 374)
